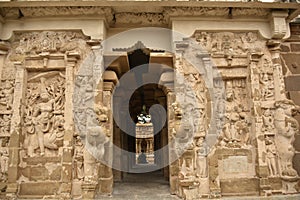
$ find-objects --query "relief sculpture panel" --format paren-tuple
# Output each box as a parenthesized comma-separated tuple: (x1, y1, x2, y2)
(24, 72, 65, 157)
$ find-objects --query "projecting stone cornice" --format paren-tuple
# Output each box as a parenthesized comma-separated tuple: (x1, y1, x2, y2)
(0, 2, 299, 21)
(0, 1, 299, 40)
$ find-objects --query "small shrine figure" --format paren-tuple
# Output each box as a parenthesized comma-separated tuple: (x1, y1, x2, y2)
(137, 105, 151, 124)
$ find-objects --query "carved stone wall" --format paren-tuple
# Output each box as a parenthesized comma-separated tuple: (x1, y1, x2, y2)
(0, 2, 299, 199)
(0, 30, 93, 199)
(281, 23, 300, 179)
(168, 30, 300, 198)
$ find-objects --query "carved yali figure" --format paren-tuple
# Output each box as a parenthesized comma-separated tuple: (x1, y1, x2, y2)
(274, 100, 299, 177)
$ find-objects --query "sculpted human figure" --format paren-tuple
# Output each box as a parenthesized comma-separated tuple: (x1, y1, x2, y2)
(180, 158, 194, 180)
(0, 149, 8, 180)
(194, 137, 208, 178)
(74, 136, 84, 180)
(32, 78, 55, 156)
(0, 114, 11, 135)
(265, 137, 279, 177)
(0, 80, 14, 110)
(262, 109, 275, 132)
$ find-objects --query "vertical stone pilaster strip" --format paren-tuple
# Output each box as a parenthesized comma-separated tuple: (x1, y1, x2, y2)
(167, 89, 177, 195)
(7, 62, 27, 194)
(268, 42, 286, 101)
(61, 54, 78, 193)
(99, 81, 115, 195)
(0, 42, 9, 80)
(249, 53, 269, 186)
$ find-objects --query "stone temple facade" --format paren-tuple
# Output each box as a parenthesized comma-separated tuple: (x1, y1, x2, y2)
(0, 0, 300, 199)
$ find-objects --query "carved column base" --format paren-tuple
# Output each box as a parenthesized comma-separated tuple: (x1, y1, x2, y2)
(5, 183, 17, 194)
(281, 176, 300, 194)
(198, 177, 210, 197)
(81, 182, 97, 200)
(179, 179, 199, 200)
(170, 175, 178, 195)
(98, 176, 113, 195)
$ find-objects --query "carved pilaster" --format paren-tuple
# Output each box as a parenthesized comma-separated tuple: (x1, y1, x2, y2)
(249, 52, 269, 180)
(61, 53, 79, 193)
(98, 81, 115, 195)
(268, 40, 286, 101)
(0, 42, 9, 81)
(6, 62, 27, 194)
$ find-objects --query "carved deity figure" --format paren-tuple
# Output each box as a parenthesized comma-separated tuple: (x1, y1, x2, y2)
(259, 59, 274, 100)
(25, 74, 65, 157)
(0, 149, 8, 181)
(180, 157, 194, 180)
(0, 80, 14, 110)
(74, 75, 93, 107)
(262, 109, 275, 133)
(217, 80, 250, 148)
(0, 114, 11, 136)
(74, 136, 84, 180)
(32, 78, 55, 156)
(194, 137, 208, 178)
(265, 137, 279, 177)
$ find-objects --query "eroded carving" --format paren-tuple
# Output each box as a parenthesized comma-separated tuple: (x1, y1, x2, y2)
(265, 136, 279, 177)
(274, 100, 298, 177)
(24, 72, 65, 157)
(9, 31, 89, 61)
(0, 80, 14, 111)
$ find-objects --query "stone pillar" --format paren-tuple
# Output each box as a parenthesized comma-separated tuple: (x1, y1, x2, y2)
(268, 40, 286, 101)
(0, 42, 8, 80)
(6, 62, 27, 195)
(82, 40, 103, 200)
(167, 89, 178, 195)
(62, 53, 79, 194)
(98, 81, 115, 195)
(249, 52, 271, 194)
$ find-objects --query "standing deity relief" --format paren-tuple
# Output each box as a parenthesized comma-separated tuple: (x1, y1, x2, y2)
(216, 79, 251, 148)
(259, 58, 275, 101)
(23, 71, 65, 157)
(0, 80, 14, 112)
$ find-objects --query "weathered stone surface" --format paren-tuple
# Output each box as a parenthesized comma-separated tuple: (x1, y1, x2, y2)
(19, 182, 60, 196)
(291, 44, 300, 52)
(0, 1, 299, 199)
(285, 76, 300, 91)
(220, 178, 259, 196)
(281, 53, 300, 74)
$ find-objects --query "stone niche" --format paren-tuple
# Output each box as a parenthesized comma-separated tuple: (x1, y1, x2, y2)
(3, 30, 90, 199)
